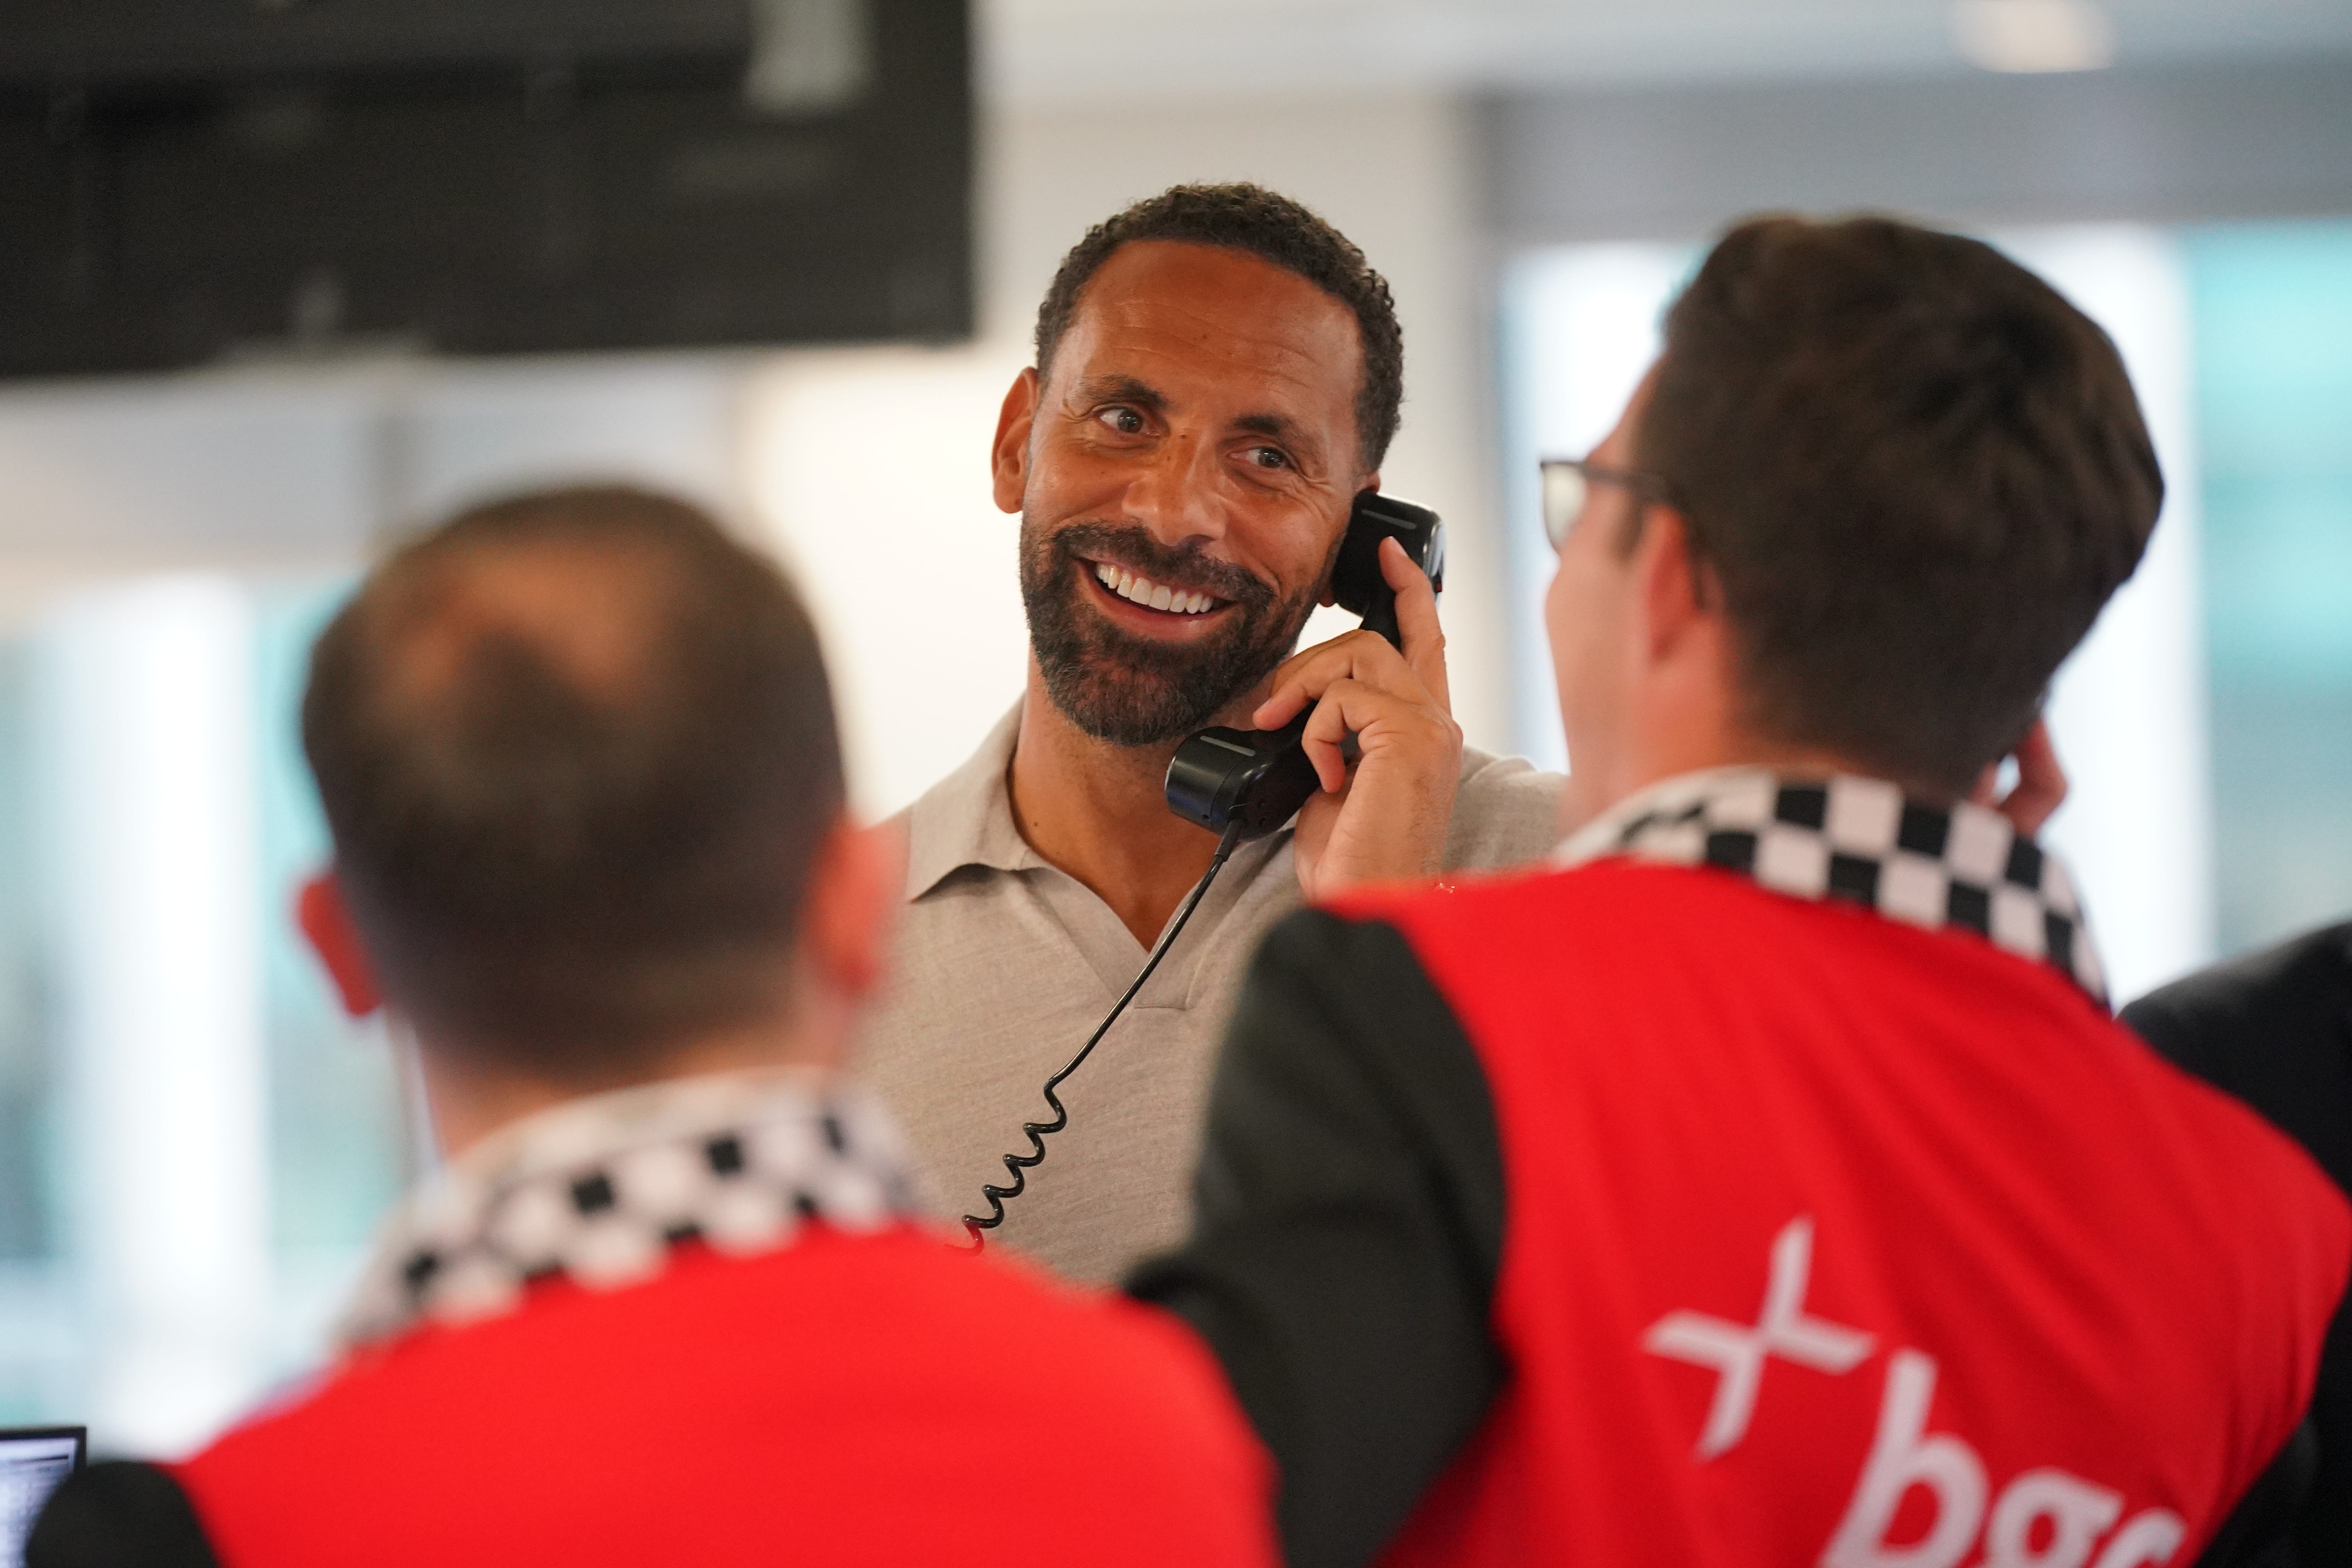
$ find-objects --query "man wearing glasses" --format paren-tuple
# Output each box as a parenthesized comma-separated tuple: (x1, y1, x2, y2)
(1133, 216, 2349, 1568)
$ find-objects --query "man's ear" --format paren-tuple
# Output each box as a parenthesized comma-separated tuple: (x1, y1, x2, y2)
(297, 872, 383, 1018)
(991, 367, 1041, 515)
(1636, 505, 1720, 666)
(799, 816, 902, 1004)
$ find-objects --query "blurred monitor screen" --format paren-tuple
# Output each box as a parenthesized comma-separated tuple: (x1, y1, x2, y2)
(0, 1428, 83, 1568)
(0, 0, 971, 378)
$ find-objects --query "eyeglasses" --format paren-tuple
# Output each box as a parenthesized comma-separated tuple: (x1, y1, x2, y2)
(1539, 457, 1670, 549)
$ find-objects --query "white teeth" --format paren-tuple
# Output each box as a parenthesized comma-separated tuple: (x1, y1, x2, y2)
(1095, 563, 1218, 615)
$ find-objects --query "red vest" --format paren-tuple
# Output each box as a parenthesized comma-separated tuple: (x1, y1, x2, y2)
(172, 1227, 1275, 1567)
(1354, 860, 2349, 1568)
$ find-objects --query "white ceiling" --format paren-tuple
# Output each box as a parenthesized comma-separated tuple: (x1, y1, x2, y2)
(982, 0, 2352, 104)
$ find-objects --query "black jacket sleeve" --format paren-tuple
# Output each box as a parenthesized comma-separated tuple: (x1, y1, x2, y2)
(1127, 908, 1508, 1568)
(2123, 923, 2352, 1568)
(28, 1461, 219, 1568)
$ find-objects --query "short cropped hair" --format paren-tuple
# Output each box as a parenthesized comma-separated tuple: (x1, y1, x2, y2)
(302, 485, 843, 1076)
(1641, 215, 2163, 796)
(1033, 182, 1405, 473)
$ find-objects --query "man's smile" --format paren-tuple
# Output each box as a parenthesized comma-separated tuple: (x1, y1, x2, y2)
(1092, 560, 1223, 616)
(1075, 554, 1243, 633)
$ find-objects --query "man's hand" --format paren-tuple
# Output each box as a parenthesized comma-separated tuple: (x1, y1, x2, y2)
(1971, 718, 2067, 838)
(1251, 537, 1461, 899)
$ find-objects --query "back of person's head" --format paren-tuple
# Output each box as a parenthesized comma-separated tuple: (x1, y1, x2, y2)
(1032, 181, 1404, 473)
(1641, 214, 2162, 796)
(302, 484, 842, 1079)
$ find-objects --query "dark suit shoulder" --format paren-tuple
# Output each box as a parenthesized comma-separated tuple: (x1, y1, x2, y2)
(2126, 918, 2352, 1032)
(2122, 920, 2352, 1240)
(2124, 923, 2352, 1083)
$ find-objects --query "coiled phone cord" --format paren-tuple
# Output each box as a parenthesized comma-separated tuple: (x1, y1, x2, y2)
(962, 817, 1249, 1248)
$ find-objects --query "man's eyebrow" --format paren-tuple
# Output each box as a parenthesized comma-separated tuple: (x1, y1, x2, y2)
(1071, 376, 1167, 412)
(1235, 410, 1321, 454)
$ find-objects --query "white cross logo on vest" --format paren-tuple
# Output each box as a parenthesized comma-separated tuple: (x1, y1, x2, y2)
(1644, 1216, 2192, 1568)
(1644, 1215, 1876, 1458)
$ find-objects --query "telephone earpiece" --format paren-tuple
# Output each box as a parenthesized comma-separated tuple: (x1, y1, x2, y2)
(1330, 491, 1446, 645)
(1163, 491, 1444, 837)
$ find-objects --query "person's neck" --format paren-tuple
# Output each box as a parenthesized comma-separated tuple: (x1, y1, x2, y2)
(1563, 723, 1880, 841)
(1008, 660, 1261, 948)
(416, 1003, 848, 1163)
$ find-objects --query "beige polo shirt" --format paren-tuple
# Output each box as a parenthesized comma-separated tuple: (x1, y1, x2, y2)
(853, 703, 1564, 1283)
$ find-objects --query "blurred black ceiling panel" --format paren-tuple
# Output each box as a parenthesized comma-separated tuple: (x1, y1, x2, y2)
(0, 0, 973, 378)
(0, 0, 750, 86)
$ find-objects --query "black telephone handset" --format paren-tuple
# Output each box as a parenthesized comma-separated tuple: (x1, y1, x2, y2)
(961, 490, 1444, 1248)
(1164, 490, 1445, 837)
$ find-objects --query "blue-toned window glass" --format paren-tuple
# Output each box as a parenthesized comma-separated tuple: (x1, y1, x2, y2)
(0, 578, 403, 1434)
(0, 641, 65, 1425)
(255, 582, 405, 1351)
(2187, 221, 2352, 956)
(0, 642, 51, 1268)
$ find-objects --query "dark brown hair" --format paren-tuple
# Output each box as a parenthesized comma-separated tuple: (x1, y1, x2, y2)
(1640, 214, 2163, 795)
(1033, 182, 1405, 474)
(302, 485, 843, 1076)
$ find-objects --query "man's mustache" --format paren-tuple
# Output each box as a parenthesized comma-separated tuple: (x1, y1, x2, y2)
(1052, 523, 1276, 610)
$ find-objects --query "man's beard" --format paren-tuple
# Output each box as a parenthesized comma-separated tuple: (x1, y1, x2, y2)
(1020, 517, 1320, 748)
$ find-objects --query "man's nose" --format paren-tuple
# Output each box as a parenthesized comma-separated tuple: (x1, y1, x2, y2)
(1124, 433, 1226, 550)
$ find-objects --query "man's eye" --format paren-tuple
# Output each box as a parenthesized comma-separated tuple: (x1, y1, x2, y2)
(1098, 407, 1146, 436)
(1246, 445, 1290, 470)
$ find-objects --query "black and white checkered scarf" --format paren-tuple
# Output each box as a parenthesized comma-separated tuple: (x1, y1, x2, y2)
(338, 1069, 926, 1349)
(1556, 768, 2107, 1009)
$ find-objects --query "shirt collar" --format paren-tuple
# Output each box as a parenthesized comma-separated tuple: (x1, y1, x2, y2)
(904, 701, 1040, 900)
(337, 1067, 925, 1350)
(1557, 767, 2108, 1009)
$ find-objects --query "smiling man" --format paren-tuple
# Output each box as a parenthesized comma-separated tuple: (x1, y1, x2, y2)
(853, 185, 1564, 1282)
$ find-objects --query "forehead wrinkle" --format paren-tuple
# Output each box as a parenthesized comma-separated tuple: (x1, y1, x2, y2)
(1066, 332, 1334, 403)
(1096, 293, 1354, 382)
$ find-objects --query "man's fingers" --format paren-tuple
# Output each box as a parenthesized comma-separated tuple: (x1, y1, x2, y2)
(1998, 719, 2067, 837)
(1969, 719, 2069, 838)
(1258, 540, 1448, 730)
(1380, 536, 1451, 712)
(1252, 630, 1417, 730)
(1297, 681, 1359, 794)
(1293, 677, 1453, 797)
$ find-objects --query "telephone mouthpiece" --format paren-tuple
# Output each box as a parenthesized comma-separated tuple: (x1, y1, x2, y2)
(1164, 713, 1317, 837)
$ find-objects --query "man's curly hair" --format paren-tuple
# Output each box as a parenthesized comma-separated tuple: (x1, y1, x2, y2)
(1031, 182, 1405, 474)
